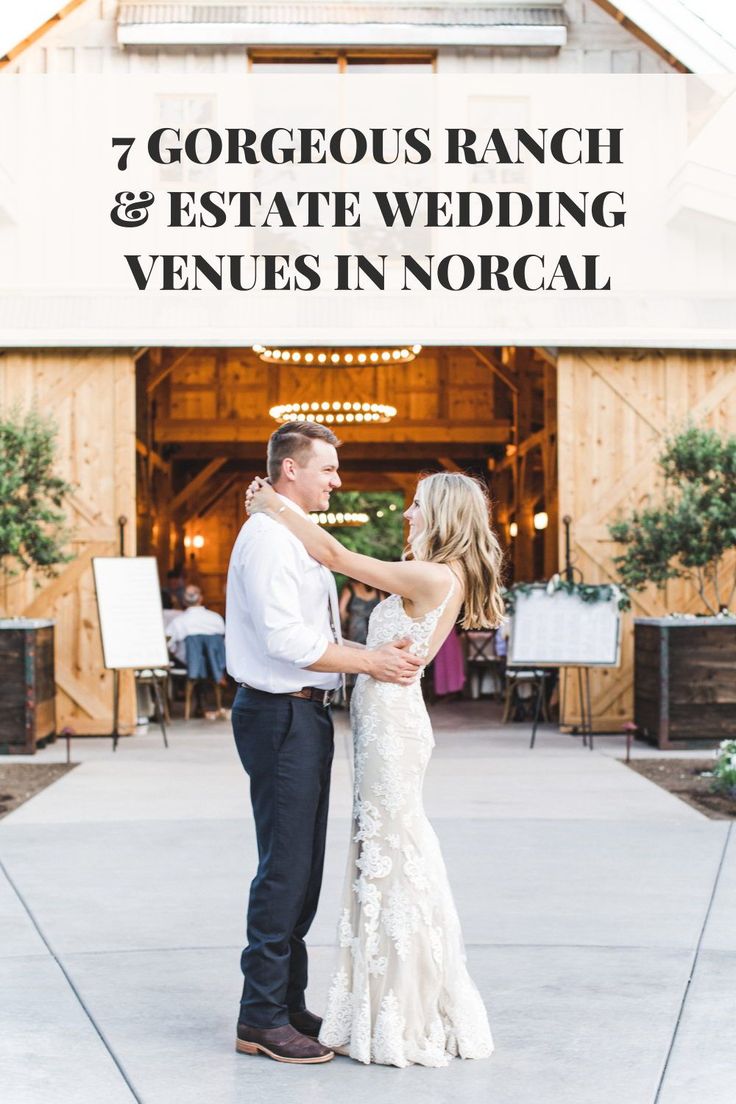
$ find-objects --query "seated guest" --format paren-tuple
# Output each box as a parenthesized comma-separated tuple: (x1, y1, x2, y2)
(164, 567, 186, 608)
(166, 584, 225, 666)
(161, 588, 183, 631)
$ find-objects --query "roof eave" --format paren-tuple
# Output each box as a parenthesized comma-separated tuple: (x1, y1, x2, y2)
(116, 23, 568, 48)
(595, 0, 736, 74)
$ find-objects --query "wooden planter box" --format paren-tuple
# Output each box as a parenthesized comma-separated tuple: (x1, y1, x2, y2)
(634, 618, 736, 748)
(0, 619, 56, 755)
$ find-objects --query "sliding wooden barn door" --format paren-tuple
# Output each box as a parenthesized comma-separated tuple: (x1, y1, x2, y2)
(557, 349, 736, 731)
(0, 350, 137, 734)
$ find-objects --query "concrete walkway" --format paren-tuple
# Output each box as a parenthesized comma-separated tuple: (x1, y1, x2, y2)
(1, 703, 733, 1104)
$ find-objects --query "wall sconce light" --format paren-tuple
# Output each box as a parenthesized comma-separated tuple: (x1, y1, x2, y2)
(192, 534, 205, 549)
(533, 511, 549, 531)
(509, 521, 518, 538)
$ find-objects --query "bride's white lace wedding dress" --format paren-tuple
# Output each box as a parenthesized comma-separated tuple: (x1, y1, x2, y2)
(319, 572, 494, 1067)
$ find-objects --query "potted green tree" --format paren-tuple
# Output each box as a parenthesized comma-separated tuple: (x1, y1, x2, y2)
(0, 408, 73, 753)
(609, 425, 736, 748)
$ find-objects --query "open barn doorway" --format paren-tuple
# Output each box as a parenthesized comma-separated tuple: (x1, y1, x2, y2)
(134, 344, 558, 721)
(134, 345, 559, 616)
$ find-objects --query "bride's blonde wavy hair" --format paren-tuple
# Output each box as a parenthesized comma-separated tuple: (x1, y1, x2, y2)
(406, 472, 506, 629)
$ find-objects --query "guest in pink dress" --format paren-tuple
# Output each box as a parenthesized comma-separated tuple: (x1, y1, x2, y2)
(431, 625, 466, 697)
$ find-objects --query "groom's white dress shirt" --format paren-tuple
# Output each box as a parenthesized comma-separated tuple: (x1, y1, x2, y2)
(225, 494, 341, 693)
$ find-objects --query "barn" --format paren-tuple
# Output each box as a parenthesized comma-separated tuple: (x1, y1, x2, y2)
(1, 0, 735, 737)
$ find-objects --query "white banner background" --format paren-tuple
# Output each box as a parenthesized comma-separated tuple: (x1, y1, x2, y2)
(0, 74, 734, 346)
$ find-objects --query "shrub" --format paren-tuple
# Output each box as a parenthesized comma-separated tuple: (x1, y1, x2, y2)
(711, 739, 736, 799)
(0, 407, 74, 583)
(609, 425, 736, 614)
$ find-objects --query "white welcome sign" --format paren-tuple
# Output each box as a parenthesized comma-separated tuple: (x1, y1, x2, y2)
(508, 585, 622, 668)
(93, 557, 170, 670)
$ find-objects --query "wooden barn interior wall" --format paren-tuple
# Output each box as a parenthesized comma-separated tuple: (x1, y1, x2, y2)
(137, 346, 559, 617)
(0, 350, 137, 734)
(557, 349, 736, 731)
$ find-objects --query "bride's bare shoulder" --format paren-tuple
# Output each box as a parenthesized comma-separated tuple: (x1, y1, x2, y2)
(405, 560, 460, 603)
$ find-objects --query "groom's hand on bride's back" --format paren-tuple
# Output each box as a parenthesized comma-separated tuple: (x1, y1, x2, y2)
(367, 637, 423, 684)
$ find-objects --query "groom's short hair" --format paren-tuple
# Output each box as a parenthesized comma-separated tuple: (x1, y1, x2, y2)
(267, 421, 340, 484)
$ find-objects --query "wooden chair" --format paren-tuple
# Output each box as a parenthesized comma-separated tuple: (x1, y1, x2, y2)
(463, 629, 505, 700)
(184, 674, 223, 720)
(166, 662, 187, 708)
(183, 634, 227, 720)
(166, 657, 224, 720)
(502, 668, 550, 724)
(134, 668, 170, 747)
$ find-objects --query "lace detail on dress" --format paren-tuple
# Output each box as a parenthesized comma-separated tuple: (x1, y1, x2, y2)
(319, 570, 494, 1067)
(364, 573, 458, 668)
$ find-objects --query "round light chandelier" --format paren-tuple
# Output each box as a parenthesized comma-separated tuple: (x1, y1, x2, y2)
(258, 344, 420, 426)
(310, 511, 369, 527)
(270, 400, 397, 425)
(253, 344, 421, 366)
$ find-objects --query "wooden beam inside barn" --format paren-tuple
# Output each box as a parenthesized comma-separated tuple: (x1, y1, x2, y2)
(156, 421, 511, 445)
(171, 441, 496, 462)
(147, 348, 194, 395)
(170, 457, 228, 513)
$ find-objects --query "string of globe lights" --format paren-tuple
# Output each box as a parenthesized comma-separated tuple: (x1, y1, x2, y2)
(253, 345, 421, 366)
(310, 510, 370, 527)
(309, 502, 399, 527)
(270, 400, 397, 425)
(252, 344, 422, 426)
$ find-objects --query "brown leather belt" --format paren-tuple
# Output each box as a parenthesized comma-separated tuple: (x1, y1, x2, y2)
(241, 684, 335, 707)
(289, 686, 335, 706)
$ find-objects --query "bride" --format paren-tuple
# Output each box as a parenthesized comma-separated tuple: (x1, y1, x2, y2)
(246, 471, 504, 1068)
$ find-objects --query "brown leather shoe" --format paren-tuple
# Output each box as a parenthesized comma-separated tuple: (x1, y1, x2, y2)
(235, 1022, 334, 1064)
(289, 1010, 323, 1039)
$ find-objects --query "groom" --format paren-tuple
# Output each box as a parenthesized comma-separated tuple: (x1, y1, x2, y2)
(226, 420, 422, 1064)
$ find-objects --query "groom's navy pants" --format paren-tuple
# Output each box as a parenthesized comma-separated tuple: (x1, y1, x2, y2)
(232, 685, 334, 1028)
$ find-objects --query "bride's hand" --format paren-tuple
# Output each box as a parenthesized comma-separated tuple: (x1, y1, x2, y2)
(245, 477, 279, 516)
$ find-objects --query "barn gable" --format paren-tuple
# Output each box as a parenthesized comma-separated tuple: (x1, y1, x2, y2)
(2, 1, 715, 75)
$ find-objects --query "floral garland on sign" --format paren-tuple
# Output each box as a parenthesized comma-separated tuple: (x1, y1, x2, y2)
(504, 575, 631, 614)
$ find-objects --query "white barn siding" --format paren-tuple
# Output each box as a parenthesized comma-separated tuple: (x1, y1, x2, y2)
(438, 2, 673, 72)
(5, 0, 676, 75)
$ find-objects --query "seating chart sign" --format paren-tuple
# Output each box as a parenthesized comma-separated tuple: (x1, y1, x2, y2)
(508, 585, 621, 668)
(93, 557, 170, 669)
